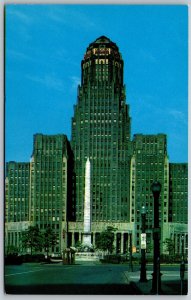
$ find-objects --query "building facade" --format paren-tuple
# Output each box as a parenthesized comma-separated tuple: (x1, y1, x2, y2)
(169, 163, 188, 224)
(168, 163, 188, 257)
(71, 36, 131, 223)
(29, 134, 72, 253)
(5, 36, 188, 258)
(130, 134, 169, 254)
(69, 36, 132, 252)
(5, 162, 30, 254)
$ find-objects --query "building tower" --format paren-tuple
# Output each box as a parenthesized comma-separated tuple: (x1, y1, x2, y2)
(71, 36, 132, 225)
(131, 134, 169, 254)
(30, 134, 72, 254)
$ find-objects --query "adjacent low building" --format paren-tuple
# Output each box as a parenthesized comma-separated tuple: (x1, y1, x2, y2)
(5, 162, 30, 254)
(167, 163, 188, 257)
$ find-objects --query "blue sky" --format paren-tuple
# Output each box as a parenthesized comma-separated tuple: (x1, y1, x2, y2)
(5, 4, 188, 163)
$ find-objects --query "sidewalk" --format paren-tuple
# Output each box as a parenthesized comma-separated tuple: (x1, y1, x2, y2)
(125, 270, 188, 295)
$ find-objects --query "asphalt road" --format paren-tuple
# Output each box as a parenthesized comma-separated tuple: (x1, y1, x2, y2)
(4, 262, 141, 295)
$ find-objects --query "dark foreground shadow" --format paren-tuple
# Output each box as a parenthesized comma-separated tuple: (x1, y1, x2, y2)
(5, 283, 142, 295)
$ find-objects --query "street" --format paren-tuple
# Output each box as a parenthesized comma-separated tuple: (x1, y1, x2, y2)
(4, 262, 141, 295)
(4, 262, 188, 295)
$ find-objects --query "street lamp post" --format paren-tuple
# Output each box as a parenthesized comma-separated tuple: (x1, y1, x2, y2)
(140, 206, 147, 282)
(181, 235, 184, 260)
(151, 181, 162, 294)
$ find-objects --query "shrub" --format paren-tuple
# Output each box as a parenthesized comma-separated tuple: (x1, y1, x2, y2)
(21, 254, 45, 263)
(5, 254, 23, 265)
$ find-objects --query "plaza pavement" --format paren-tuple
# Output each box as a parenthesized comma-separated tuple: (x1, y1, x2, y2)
(125, 268, 188, 295)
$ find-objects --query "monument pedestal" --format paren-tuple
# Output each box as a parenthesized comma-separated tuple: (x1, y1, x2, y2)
(83, 232, 92, 247)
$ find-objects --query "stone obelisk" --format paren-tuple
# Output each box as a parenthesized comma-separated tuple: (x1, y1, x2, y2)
(83, 157, 92, 246)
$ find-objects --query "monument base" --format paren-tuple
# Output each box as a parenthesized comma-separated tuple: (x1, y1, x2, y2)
(75, 252, 100, 262)
(82, 232, 92, 250)
(76, 232, 95, 260)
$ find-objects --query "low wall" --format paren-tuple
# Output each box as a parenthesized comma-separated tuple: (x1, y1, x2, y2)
(75, 252, 101, 261)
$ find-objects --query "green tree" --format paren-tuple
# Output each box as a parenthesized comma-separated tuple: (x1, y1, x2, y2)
(163, 238, 175, 254)
(6, 245, 19, 256)
(75, 240, 82, 250)
(96, 226, 117, 254)
(163, 238, 175, 262)
(42, 227, 57, 258)
(21, 226, 43, 255)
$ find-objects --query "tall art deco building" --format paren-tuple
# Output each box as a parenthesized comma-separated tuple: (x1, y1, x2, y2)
(71, 36, 131, 224)
(5, 36, 188, 257)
